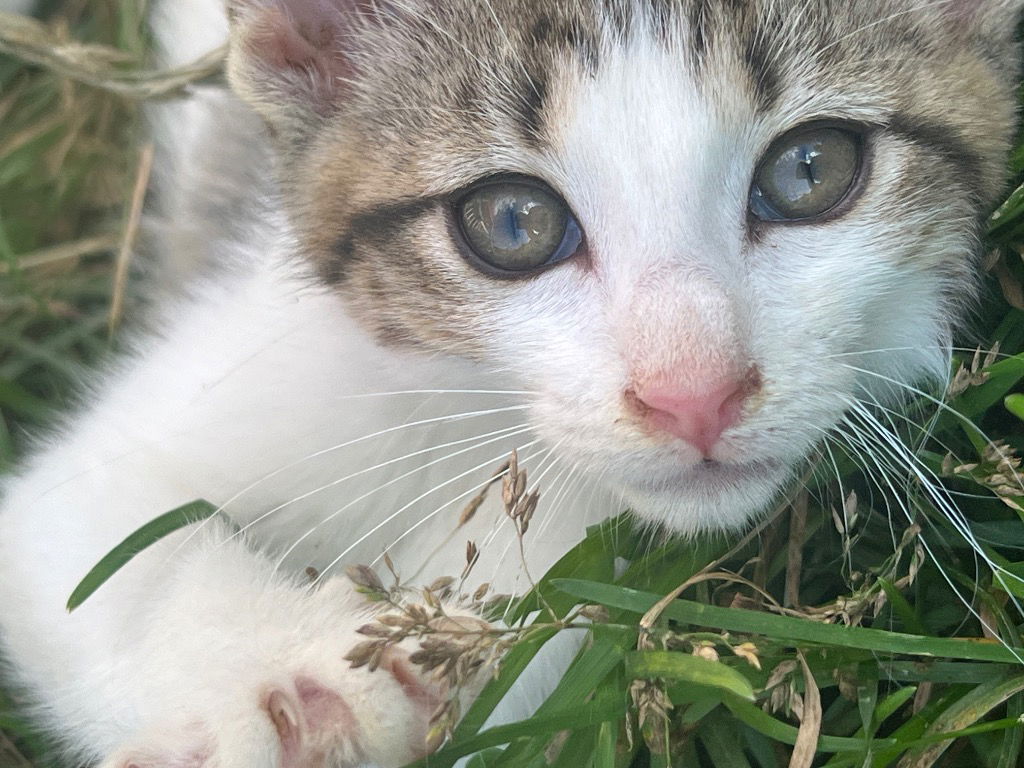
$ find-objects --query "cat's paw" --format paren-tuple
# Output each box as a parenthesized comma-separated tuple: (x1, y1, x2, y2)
(100, 650, 444, 768)
(98, 578, 492, 768)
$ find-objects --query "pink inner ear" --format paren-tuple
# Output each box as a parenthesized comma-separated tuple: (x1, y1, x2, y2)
(242, 0, 360, 103)
(252, 9, 323, 71)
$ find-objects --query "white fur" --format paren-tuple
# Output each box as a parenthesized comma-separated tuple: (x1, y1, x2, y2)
(0, 1, 980, 766)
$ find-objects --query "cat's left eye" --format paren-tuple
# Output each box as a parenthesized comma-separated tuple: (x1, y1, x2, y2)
(749, 125, 864, 223)
(453, 179, 583, 276)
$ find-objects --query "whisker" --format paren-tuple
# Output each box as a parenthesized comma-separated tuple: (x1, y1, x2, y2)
(826, 345, 1014, 361)
(854, 392, 964, 467)
(839, 363, 1024, 492)
(816, 0, 962, 56)
(314, 437, 544, 584)
(480, 441, 567, 577)
(274, 426, 535, 569)
(396, 440, 554, 584)
(327, 389, 537, 398)
(836, 402, 1024, 637)
(535, 461, 583, 540)
(845, 400, 1022, 595)
(229, 422, 532, 540)
(832, 416, 968, 586)
(174, 404, 531, 552)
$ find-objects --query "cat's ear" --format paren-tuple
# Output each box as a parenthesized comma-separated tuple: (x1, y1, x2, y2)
(226, 0, 386, 131)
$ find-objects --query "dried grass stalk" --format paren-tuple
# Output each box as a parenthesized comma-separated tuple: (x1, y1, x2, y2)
(0, 11, 224, 99)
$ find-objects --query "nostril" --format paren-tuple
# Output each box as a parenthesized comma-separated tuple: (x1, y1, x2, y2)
(629, 366, 761, 456)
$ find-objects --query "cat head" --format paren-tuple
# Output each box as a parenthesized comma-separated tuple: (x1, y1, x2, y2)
(226, 0, 1023, 533)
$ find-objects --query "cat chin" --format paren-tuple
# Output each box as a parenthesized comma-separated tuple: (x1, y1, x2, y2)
(613, 458, 794, 536)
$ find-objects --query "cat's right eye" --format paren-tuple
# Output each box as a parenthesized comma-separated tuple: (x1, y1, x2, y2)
(453, 179, 583, 276)
(749, 125, 864, 223)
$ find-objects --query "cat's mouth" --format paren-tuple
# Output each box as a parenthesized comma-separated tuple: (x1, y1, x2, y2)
(630, 457, 783, 492)
(614, 455, 792, 533)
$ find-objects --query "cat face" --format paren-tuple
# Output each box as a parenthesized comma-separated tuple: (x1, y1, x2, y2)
(227, 0, 1022, 533)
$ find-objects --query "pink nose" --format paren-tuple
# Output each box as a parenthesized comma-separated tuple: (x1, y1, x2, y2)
(632, 370, 759, 456)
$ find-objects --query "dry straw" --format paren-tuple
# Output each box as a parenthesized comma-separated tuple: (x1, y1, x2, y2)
(0, 10, 224, 99)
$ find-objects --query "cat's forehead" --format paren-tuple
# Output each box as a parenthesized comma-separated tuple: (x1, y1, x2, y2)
(354, 1, 971, 115)
(336, 0, 1007, 191)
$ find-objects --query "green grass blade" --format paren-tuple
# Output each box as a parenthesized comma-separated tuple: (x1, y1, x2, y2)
(546, 727, 597, 768)
(699, 709, 754, 768)
(594, 721, 616, 768)
(66, 499, 219, 612)
(487, 635, 625, 766)
(408, 685, 627, 768)
(897, 673, 1024, 768)
(876, 661, 1011, 684)
(625, 650, 755, 702)
(723, 695, 889, 754)
(554, 580, 1024, 664)
(1006, 393, 1024, 421)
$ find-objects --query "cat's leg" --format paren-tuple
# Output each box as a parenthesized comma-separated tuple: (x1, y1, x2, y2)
(103, 536, 475, 768)
(0, 479, 481, 768)
(107, 547, 484, 767)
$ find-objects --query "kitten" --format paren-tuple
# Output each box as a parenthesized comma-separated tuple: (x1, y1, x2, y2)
(1, 1, 1021, 766)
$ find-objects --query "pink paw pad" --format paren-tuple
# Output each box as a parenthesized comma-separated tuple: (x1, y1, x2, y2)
(381, 650, 445, 714)
(262, 677, 361, 767)
(380, 648, 452, 759)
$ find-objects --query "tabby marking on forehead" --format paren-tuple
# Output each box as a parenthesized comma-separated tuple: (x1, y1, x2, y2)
(259, 0, 1021, 357)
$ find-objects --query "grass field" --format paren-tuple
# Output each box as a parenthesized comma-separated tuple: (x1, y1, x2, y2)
(2, 3, 1024, 768)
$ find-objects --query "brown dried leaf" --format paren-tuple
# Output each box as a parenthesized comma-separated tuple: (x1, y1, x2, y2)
(941, 453, 956, 476)
(732, 642, 762, 671)
(692, 643, 720, 662)
(766, 660, 798, 690)
(346, 564, 385, 592)
(345, 640, 385, 669)
(789, 653, 822, 768)
(356, 623, 393, 638)
(428, 576, 456, 596)
(378, 614, 416, 629)
(383, 552, 400, 582)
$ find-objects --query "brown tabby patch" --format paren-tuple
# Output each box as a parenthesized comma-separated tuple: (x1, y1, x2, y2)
(230, 0, 1020, 351)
